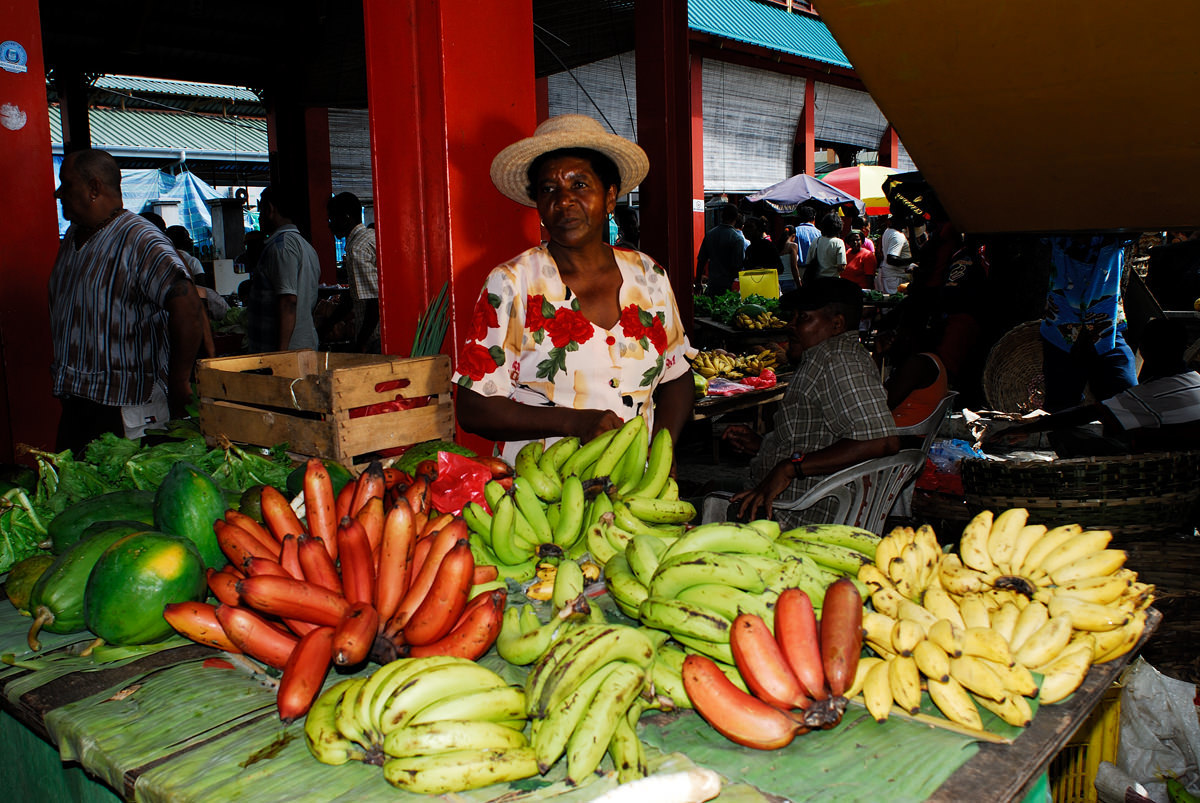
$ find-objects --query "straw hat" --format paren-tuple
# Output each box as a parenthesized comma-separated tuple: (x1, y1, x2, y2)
(489, 115, 649, 207)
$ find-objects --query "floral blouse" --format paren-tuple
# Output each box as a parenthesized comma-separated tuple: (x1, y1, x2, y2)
(453, 245, 694, 462)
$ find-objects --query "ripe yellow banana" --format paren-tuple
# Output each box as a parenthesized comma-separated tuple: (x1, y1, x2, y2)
(1048, 549, 1127, 585)
(958, 510, 995, 572)
(1008, 524, 1047, 578)
(912, 638, 951, 683)
(986, 508, 1028, 573)
(1035, 530, 1114, 577)
(973, 692, 1033, 727)
(958, 595, 992, 630)
(1009, 600, 1050, 655)
(989, 601, 1021, 645)
(1053, 574, 1131, 606)
(846, 655, 885, 699)
(921, 585, 967, 630)
(888, 655, 923, 715)
(1092, 610, 1147, 663)
(1012, 614, 1073, 669)
(928, 619, 964, 658)
(1048, 594, 1129, 632)
(927, 675, 983, 730)
(949, 655, 1007, 702)
(1036, 644, 1093, 704)
(862, 659, 894, 722)
(891, 618, 925, 657)
(1016, 524, 1082, 576)
(937, 553, 989, 596)
(961, 626, 1015, 666)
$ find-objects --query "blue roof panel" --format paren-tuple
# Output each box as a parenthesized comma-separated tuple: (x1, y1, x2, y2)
(689, 0, 852, 69)
(93, 75, 261, 103)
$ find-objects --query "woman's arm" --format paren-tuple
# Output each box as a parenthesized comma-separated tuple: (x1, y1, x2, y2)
(651, 372, 695, 445)
(455, 386, 622, 444)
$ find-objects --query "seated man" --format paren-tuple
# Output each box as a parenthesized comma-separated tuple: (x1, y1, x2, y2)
(722, 278, 900, 526)
(986, 317, 1200, 456)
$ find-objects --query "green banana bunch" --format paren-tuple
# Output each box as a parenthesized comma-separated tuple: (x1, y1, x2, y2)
(523, 623, 654, 783)
(305, 657, 536, 793)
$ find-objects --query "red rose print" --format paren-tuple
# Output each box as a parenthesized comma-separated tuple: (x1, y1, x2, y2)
(544, 308, 594, 348)
(526, 294, 548, 332)
(468, 292, 499, 341)
(459, 342, 501, 381)
(647, 317, 668, 353)
(619, 304, 647, 339)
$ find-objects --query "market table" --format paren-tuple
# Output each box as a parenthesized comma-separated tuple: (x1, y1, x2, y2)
(0, 598, 1157, 803)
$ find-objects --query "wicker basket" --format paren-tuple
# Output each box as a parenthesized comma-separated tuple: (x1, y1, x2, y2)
(961, 451, 1200, 537)
(982, 320, 1046, 413)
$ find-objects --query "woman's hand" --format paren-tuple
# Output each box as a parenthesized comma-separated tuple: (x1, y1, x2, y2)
(575, 409, 625, 443)
(721, 424, 762, 455)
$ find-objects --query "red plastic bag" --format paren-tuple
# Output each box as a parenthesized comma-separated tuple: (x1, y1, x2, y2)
(429, 451, 491, 516)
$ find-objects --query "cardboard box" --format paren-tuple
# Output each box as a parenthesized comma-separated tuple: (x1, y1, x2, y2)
(196, 350, 454, 468)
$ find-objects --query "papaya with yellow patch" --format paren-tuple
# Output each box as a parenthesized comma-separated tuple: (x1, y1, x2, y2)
(84, 531, 207, 645)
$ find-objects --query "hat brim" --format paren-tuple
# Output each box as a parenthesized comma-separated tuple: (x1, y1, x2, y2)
(490, 126, 649, 207)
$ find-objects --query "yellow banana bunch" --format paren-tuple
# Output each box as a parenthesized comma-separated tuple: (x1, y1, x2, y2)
(855, 509, 1155, 734)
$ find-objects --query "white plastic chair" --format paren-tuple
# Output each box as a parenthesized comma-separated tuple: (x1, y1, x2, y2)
(700, 448, 928, 535)
(891, 391, 957, 516)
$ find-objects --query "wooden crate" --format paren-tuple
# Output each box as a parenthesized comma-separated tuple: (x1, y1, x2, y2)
(196, 350, 454, 468)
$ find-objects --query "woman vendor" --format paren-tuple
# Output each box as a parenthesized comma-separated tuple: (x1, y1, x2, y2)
(452, 115, 695, 463)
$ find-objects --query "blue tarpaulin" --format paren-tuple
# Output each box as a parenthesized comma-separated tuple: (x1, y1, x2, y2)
(52, 157, 255, 249)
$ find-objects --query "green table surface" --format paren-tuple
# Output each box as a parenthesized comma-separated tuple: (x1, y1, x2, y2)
(0, 596, 1152, 802)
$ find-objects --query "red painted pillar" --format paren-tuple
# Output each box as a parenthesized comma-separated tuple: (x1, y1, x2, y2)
(362, 0, 538, 452)
(690, 53, 706, 289)
(635, 0, 695, 329)
(0, 0, 60, 458)
(878, 124, 900, 168)
(304, 107, 336, 284)
(792, 78, 817, 176)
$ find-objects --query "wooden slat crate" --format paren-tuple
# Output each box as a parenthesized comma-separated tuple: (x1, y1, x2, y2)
(196, 350, 454, 468)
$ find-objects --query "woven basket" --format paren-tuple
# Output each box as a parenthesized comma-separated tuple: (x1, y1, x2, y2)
(982, 321, 1046, 413)
(961, 451, 1200, 537)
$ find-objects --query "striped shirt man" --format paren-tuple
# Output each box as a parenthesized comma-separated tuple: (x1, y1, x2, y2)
(49, 210, 190, 407)
(344, 223, 379, 345)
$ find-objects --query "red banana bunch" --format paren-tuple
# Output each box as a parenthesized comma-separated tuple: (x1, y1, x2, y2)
(682, 578, 863, 748)
(164, 457, 506, 723)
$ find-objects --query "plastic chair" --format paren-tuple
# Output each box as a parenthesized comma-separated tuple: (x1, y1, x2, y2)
(700, 448, 928, 534)
(895, 391, 958, 460)
(891, 391, 957, 516)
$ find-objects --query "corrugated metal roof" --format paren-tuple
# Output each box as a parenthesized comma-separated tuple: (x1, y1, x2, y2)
(93, 75, 261, 103)
(48, 106, 267, 155)
(688, 0, 852, 69)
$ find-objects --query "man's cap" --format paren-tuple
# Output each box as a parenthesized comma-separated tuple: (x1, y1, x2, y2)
(780, 277, 864, 314)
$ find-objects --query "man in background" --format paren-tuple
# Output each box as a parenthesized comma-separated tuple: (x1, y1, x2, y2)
(247, 185, 320, 353)
(695, 203, 745, 296)
(49, 148, 205, 451)
(325, 192, 380, 352)
(794, 205, 821, 265)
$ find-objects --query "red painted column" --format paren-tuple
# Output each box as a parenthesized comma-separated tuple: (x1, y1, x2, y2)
(792, 78, 817, 176)
(0, 0, 61, 458)
(362, 0, 538, 452)
(690, 53, 706, 288)
(878, 124, 899, 168)
(304, 107, 336, 284)
(635, 0, 695, 329)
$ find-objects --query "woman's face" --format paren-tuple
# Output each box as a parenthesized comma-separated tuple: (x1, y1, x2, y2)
(847, 232, 862, 251)
(534, 155, 617, 249)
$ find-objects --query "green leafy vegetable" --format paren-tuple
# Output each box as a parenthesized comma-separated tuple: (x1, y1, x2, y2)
(0, 488, 50, 574)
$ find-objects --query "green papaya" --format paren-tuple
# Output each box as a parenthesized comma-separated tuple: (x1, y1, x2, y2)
(285, 459, 354, 499)
(153, 462, 226, 569)
(26, 526, 136, 649)
(47, 490, 156, 553)
(84, 531, 207, 645)
(4, 553, 55, 615)
(238, 485, 266, 523)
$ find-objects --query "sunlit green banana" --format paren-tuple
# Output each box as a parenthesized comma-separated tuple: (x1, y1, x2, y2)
(532, 625, 655, 718)
(624, 496, 697, 525)
(552, 559, 586, 610)
(489, 493, 526, 565)
(561, 428, 618, 479)
(540, 435, 580, 478)
(675, 583, 775, 629)
(512, 476, 553, 544)
(612, 498, 685, 538)
(383, 746, 539, 794)
(661, 521, 776, 561)
(531, 659, 616, 772)
(483, 479, 507, 512)
(551, 473, 587, 549)
(774, 536, 872, 575)
(335, 675, 381, 753)
(514, 440, 562, 502)
(614, 416, 650, 496)
(672, 632, 735, 665)
(627, 427, 673, 499)
(747, 518, 782, 541)
(638, 597, 733, 643)
(566, 661, 646, 785)
(306, 679, 370, 765)
(626, 534, 669, 587)
(650, 657, 691, 710)
(648, 552, 769, 599)
(378, 662, 509, 735)
(657, 476, 680, 501)
(604, 553, 650, 618)
(586, 522, 619, 565)
(587, 416, 646, 482)
(461, 501, 494, 547)
(407, 684, 529, 727)
(525, 624, 619, 715)
(359, 658, 461, 748)
(583, 486, 614, 531)
(781, 523, 880, 560)
(607, 706, 647, 783)
(383, 719, 527, 759)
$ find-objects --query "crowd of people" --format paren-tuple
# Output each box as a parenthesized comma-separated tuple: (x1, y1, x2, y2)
(50, 120, 1196, 533)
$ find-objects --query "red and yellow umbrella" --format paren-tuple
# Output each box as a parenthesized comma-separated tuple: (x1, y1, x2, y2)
(821, 166, 898, 216)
